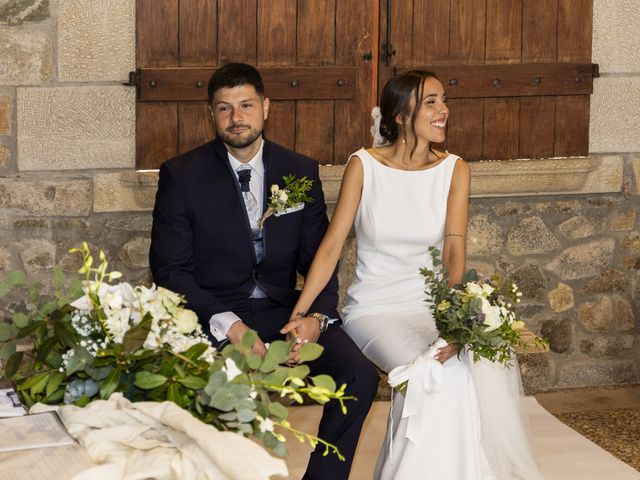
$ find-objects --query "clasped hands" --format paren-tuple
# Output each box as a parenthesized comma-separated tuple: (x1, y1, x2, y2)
(226, 315, 321, 364)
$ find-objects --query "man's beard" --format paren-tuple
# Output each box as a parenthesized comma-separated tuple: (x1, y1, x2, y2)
(217, 124, 263, 149)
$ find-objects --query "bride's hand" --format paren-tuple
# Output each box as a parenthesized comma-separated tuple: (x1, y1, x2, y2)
(435, 343, 458, 364)
(280, 316, 322, 364)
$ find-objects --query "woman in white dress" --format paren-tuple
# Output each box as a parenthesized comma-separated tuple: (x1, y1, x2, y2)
(285, 71, 543, 479)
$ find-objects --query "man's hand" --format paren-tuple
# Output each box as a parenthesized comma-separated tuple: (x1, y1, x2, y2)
(434, 343, 458, 364)
(280, 316, 322, 364)
(226, 320, 267, 356)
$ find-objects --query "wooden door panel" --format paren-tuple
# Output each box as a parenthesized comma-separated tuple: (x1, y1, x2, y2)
(382, 0, 593, 161)
(257, 0, 296, 66)
(137, 103, 178, 170)
(218, 0, 257, 64)
(179, 0, 217, 67)
(295, 102, 335, 163)
(265, 101, 296, 151)
(178, 103, 214, 155)
(136, 0, 178, 68)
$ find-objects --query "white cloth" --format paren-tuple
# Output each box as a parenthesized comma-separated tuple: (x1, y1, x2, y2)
(342, 149, 543, 479)
(31, 393, 287, 480)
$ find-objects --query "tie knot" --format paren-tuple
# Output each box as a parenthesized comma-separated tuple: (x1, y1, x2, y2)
(237, 167, 251, 192)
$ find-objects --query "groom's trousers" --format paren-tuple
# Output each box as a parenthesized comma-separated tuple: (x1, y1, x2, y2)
(230, 297, 379, 480)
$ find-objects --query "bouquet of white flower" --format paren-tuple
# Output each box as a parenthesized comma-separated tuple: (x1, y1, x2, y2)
(258, 174, 313, 227)
(0, 243, 350, 459)
(421, 246, 546, 365)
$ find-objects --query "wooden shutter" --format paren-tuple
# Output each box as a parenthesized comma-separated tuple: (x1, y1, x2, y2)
(134, 0, 376, 169)
(380, 0, 595, 161)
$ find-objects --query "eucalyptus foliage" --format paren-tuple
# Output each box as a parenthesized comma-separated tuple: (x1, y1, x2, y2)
(0, 243, 351, 459)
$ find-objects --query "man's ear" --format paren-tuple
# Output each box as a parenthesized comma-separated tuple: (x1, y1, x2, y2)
(263, 97, 270, 121)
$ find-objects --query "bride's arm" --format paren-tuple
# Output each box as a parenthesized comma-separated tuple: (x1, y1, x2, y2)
(442, 158, 471, 286)
(287, 155, 364, 322)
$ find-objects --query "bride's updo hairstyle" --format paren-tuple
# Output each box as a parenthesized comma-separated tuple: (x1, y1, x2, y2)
(378, 70, 439, 158)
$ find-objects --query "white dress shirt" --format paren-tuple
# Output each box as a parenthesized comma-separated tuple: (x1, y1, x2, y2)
(209, 141, 266, 342)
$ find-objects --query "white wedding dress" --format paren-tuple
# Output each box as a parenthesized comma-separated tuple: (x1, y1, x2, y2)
(342, 149, 544, 479)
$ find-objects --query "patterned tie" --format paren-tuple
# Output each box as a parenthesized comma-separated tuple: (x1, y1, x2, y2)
(236, 165, 261, 240)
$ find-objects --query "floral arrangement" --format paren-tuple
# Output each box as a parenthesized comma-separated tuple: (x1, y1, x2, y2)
(258, 174, 314, 227)
(421, 246, 547, 365)
(0, 243, 351, 459)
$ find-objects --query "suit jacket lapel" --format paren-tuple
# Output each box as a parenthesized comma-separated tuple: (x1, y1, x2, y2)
(213, 138, 257, 264)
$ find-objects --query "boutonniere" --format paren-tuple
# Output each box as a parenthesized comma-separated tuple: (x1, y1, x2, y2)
(258, 174, 313, 227)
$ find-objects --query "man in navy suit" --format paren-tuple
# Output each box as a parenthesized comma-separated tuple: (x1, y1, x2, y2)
(150, 63, 378, 480)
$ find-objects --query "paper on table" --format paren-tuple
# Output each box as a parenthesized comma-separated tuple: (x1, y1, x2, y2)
(0, 411, 76, 452)
(0, 388, 27, 417)
(0, 444, 96, 480)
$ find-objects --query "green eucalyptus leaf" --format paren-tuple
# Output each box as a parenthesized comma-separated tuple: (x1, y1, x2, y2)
(204, 370, 228, 397)
(134, 371, 168, 389)
(123, 316, 152, 354)
(273, 441, 288, 458)
(12, 312, 29, 329)
(0, 341, 16, 361)
(0, 323, 12, 341)
(237, 408, 256, 423)
(4, 351, 23, 378)
(246, 353, 261, 370)
(218, 411, 238, 421)
(268, 401, 288, 419)
(100, 366, 121, 399)
(66, 347, 93, 375)
(240, 330, 258, 350)
(298, 342, 324, 363)
(208, 387, 237, 411)
(263, 433, 278, 449)
(285, 364, 310, 379)
(311, 374, 336, 393)
(260, 340, 290, 372)
(177, 376, 207, 390)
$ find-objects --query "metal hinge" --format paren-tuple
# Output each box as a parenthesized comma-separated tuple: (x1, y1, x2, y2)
(591, 63, 600, 78)
(124, 69, 141, 98)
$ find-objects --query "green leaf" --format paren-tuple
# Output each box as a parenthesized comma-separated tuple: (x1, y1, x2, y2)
(35, 336, 59, 363)
(66, 347, 93, 375)
(100, 367, 121, 399)
(53, 266, 64, 290)
(0, 323, 12, 341)
(26, 371, 52, 395)
(54, 320, 77, 348)
(46, 372, 65, 398)
(240, 330, 258, 351)
(285, 365, 310, 379)
(0, 341, 16, 361)
(237, 408, 256, 423)
(246, 353, 261, 370)
(268, 401, 288, 419)
(17, 320, 45, 339)
(135, 371, 168, 389)
(177, 375, 207, 390)
(122, 316, 152, 354)
(204, 370, 228, 397)
(167, 383, 182, 405)
(311, 374, 337, 393)
(75, 395, 91, 407)
(182, 342, 209, 361)
(6, 271, 25, 287)
(44, 388, 65, 404)
(298, 342, 324, 363)
(4, 351, 23, 378)
(12, 312, 29, 329)
(208, 387, 237, 411)
(260, 340, 290, 372)
(273, 441, 288, 458)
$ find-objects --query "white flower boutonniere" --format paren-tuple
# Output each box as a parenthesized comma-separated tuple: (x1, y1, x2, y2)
(258, 174, 314, 228)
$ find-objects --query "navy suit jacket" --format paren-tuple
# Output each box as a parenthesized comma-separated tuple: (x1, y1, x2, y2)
(149, 137, 340, 337)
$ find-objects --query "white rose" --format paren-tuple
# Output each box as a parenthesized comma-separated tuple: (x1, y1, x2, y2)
(466, 282, 483, 297)
(174, 309, 199, 334)
(278, 190, 288, 204)
(271, 184, 279, 195)
(480, 297, 502, 331)
(481, 284, 495, 296)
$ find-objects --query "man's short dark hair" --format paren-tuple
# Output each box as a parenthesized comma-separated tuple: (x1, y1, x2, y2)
(208, 63, 265, 104)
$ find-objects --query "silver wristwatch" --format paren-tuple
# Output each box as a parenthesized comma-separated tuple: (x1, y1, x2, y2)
(307, 312, 330, 333)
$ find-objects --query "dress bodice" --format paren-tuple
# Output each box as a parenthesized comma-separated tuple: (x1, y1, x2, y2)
(342, 148, 459, 321)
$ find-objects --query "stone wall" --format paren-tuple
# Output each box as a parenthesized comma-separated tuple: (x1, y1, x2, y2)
(1, 0, 639, 392)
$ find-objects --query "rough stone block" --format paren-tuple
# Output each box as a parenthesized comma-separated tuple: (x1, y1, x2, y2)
(466, 214, 503, 256)
(0, 94, 11, 134)
(509, 263, 547, 301)
(545, 239, 615, 280)
(558, 215, 595, 240)
(0, 28, 51, 85)
(119, 236, 151, 269)
(614, 298, 635, 332)
(18, 238, 55, 275)
(17, 86, 135, 171)
(0, 143, 8, 167)
(0, 177, 90, 216)
(579, 335, 634, 358)
(558, 359, 639, 387)
(507, 217, 560, 256)
(578, 296, 613, 333)
(623, 232, 640, 253)
(593, 0, 640, 74)
(547, 282, 574, 312)
(590, 77, 640, 152)
(540, 318, 573, 354)
(58, 0, 135, 81)
(582, 268, 629, 294)
(0, 0, 49, 25)
(0, 247, 12, 271)
(608, 209, 636, 231)
(517, 353, 554, 394)
(93, 171, 158, 213)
